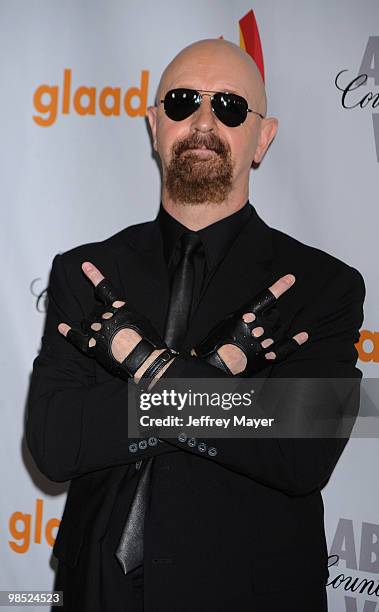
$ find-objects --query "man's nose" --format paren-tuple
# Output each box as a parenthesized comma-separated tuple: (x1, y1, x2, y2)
(189, 95, 217, 133)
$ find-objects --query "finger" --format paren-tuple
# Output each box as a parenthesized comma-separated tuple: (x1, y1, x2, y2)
(58, 321, 94, 352)
(94, 278, 123, 305)
(66, 326, 93, 353)
(242, 312, 256, 323)
(251, 326, 264, 338)
(261, 331, 309, 360)
(267, 331, 308, 362)
(82, 261, 105, 287)
(58, 323, 71, 336)
(268, 274, 296, 299)
(244, 274, 295, 317)
(261, 337, 274, 349)
(244, 288, 276, 315)
(82, 262, 123, 306)
(293, 331, 308, 344)
(102, 312, 113, 320)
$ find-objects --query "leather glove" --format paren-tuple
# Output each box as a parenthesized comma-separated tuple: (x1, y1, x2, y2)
(193, 287, 301, 376)
(64, 277, 168, 380)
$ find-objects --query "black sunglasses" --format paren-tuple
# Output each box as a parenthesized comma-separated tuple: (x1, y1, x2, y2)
(159, 87, 265, 127)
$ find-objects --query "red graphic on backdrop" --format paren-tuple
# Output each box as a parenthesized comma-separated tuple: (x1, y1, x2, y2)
(239, 10, 265, 83)
(218, 10, 265, 81)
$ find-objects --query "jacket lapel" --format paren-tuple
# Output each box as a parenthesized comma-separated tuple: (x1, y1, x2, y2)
(114, 221, 170, 337)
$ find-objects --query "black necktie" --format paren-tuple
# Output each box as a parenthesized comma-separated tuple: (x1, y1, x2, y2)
(115, 231, 203, 575)
(164, 231, 203, 351)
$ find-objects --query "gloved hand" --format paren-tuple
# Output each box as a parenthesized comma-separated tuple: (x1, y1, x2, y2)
(61, 275, 169, 381)
(192, 276, 308, 376)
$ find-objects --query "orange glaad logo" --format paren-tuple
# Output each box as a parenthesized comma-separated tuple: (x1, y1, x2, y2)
(33, 68, 149, 127)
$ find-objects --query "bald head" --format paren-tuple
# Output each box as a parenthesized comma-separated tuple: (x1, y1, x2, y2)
(156, 38, 267, 117)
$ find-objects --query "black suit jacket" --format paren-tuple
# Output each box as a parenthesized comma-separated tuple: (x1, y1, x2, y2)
(26, 205, 365, 612)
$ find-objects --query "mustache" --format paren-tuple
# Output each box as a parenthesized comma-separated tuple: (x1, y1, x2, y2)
(172, 133, 230, 157)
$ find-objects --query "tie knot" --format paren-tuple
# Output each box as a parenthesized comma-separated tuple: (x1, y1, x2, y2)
(180, 231, 202, 257)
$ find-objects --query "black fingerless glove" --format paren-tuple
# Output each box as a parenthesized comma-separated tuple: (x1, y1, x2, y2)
(65, 278, 171, 381)
(193, 288, 299, 376)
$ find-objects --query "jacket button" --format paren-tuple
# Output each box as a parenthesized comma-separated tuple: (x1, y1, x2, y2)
(187, 437, 197, 447)
(139, 440, 148, 450)
(178, 433, 187, 443)
(198, 442, 207, 453)
(148, 437, 158, 446)
(208, 447, 218, 457)
(129, 442, 138, 453)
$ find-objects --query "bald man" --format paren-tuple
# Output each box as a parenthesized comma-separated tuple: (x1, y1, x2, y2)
(26, 39, 365, 612)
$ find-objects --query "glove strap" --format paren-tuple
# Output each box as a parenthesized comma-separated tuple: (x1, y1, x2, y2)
(139, 348, 178, 387)
(119, 339, 156, 378)
(206, 351, 233, 375)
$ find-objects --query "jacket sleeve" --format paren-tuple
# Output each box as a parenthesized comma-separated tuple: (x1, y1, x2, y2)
(25, 253, 180, 483)
(158, 265, 366, 497)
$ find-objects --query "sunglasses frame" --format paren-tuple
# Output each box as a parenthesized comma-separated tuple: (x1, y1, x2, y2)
(159, 88, 265, 126)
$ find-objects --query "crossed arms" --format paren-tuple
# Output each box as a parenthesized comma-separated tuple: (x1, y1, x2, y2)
(26, 251, 365, 496)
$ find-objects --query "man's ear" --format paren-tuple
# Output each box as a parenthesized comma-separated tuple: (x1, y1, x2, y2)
(254, 117, 278, 163)
(146, 105, 158, 151)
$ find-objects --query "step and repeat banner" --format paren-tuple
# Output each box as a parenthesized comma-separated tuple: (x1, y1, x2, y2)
(1, 1, 378, 610)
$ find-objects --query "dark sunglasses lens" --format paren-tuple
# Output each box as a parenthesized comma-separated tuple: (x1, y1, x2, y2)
(212, 92, 248, 127)
(163, 89, 199, 121)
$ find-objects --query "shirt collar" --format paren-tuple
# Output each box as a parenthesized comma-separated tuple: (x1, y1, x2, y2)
(157, 200, 253, 271)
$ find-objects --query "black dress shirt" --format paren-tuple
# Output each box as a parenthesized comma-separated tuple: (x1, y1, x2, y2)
(157, 200, 253, 324)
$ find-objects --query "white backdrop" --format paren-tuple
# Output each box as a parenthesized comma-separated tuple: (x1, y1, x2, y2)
(1, 1, 378, 610)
